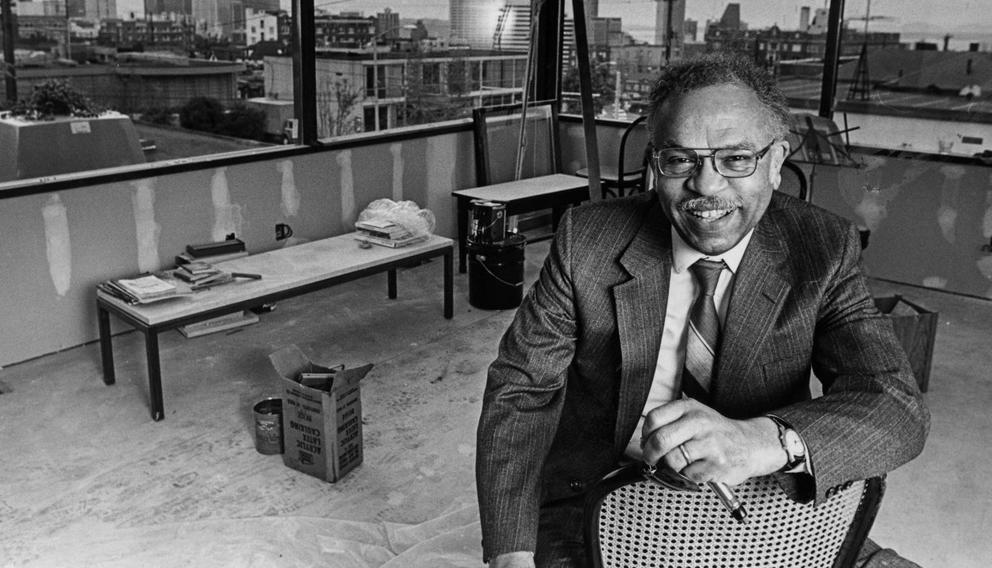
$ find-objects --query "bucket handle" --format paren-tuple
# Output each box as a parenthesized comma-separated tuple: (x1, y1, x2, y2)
(475, 255, 524, 288)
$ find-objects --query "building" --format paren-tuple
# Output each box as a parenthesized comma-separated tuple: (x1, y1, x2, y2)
(375, 8, 400, 39)
(314, 12, 375, 50)
(492, 2, 532, 52)
(262, 48, 528, 137)
(654, 0, 685, 57)
(449, 0, 504, 49)
(98, 16, 195, 52)
(9, 55, 243, 112)
(244, 8, 280, 46)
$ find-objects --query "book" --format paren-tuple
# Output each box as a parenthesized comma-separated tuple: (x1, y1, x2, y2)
(175, 250, 249, 265)
(178, 261, 216, 275)
(355, 220, 413, 240)
(354, 233, 428, 248)
(99, 275, 192, 305)
(178, 310, 259, 338)
(115, 274, 176, 300)
(173, 262, 222, 283)
(186, 238, 245, 258)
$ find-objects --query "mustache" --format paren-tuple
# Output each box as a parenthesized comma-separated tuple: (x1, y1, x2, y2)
(678, 196, 740, 212)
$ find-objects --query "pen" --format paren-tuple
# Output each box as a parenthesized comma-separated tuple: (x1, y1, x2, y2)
(674, 394, 749, 524)
(708, 480, 748, 524)
(231, 272, 262, 280)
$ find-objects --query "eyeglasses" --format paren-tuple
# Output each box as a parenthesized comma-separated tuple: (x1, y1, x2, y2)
(650, 141, 776, 178)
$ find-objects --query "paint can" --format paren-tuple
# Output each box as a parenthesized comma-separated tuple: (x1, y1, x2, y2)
(253, 397, 284, 455)
(468, 200, 507, 245)
(467, 233, 527, 310)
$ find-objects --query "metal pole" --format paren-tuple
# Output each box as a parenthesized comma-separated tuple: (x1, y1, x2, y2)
(1, 0, 16, 103)
(818, 0, 845, 119)
(373, 45, 379, 131)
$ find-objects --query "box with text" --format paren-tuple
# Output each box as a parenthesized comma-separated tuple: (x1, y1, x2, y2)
(268, 345, 373, 482)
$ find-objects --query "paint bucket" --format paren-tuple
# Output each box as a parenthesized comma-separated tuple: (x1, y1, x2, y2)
(467, 234, 527, 310)
(468, 200, 507, 245)
(253, 397, 284, 455)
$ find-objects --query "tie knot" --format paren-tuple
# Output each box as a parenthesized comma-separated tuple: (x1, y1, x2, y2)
(689, 259, 724, 295)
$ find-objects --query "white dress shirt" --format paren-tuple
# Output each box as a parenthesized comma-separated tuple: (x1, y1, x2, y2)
(624, 227, 753, 460)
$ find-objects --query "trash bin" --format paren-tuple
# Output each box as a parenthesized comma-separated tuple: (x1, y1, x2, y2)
(874, 295, 938, 392)
(468, 234, 526, 310)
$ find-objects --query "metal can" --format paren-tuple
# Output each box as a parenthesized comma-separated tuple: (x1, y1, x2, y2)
(253, 397, 284, 455)
(468, 200, 507, 245)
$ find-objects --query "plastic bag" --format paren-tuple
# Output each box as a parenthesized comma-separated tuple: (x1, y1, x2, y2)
(357, 199, 436, 240)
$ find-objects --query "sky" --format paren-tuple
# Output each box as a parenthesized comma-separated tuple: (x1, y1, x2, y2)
(113, 0, 990, 40)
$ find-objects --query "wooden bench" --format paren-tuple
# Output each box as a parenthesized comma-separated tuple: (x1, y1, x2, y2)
(97, 233, 454, 421)
(452, 173, 589, 273)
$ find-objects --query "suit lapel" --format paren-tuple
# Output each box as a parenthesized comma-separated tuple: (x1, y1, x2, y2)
(713, 216, 791, 406)
(612, 204, 671, 449)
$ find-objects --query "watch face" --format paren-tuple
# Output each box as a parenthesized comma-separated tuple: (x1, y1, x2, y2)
(784, 430, 805, 457)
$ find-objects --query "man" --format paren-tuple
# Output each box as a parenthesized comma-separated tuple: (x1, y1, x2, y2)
(475, 53, 929, 568)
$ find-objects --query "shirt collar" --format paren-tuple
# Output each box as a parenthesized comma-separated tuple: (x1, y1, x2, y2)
(672, 227, 754, 275)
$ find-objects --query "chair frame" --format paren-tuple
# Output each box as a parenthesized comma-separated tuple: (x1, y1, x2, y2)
(780, 159, 810, 201)
(584, 465, 885, 568)
(576, 114, 650, 199)
(612, 114, 650, 198)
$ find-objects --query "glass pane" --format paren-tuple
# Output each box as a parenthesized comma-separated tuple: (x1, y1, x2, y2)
(0, 3, 297, 187)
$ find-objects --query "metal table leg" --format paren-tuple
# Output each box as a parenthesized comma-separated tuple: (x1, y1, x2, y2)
(97, 300, 116, 386)
(443, 247, 453, 319)
(144, 327, 165, 421)
(388, 269, 397, 299)
(456, 198, 469, 273)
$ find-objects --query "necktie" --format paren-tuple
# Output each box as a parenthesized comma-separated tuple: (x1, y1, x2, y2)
(682, 259, 725, 401)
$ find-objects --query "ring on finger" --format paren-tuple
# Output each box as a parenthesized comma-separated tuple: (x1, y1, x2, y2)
(678, 443, 692, 466)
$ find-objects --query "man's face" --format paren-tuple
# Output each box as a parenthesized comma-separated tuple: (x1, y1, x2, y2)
(650, 84, 789, 255)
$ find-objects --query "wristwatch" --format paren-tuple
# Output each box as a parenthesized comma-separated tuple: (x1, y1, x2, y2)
(770, 416, 806, 471)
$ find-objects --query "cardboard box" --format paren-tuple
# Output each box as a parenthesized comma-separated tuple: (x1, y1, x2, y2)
(268, 345, 373, 482)
(874, 295, 938, 392)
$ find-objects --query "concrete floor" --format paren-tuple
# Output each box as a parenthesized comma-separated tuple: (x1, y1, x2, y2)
(1, 238, 990, 567)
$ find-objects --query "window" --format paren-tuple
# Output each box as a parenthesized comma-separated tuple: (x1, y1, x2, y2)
(3, 0, 991, 193)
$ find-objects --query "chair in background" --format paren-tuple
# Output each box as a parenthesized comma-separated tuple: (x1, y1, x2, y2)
(585, 465, 884, 568)
(576, 114, 651, 199)
(778, 159, 810, 201)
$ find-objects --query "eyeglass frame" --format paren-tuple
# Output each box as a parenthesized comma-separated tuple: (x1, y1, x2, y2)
(649, 140, 778, 179)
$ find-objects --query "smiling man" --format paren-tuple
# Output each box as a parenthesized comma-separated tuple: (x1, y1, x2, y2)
(476, 53, 929, 568)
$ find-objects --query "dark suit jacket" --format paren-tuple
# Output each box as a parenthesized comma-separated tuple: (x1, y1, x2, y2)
(475, 191, 929, 560)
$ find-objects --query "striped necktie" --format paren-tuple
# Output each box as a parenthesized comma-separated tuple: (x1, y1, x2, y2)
(682, 259, 725, 401)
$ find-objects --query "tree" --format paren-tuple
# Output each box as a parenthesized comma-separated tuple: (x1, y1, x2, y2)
(398, 51, 472, 127)
(179, 96, 224, 132)
(561, 59, 616, 116)
(316, 77, 362, 138)
(10, 79, 102, 119)
(220, 102, 266, 140)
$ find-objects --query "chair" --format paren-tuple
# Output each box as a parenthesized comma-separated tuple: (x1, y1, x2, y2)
(576, 115, 651, 199)
(585, 465, 884, 568)
(778, 159, 809, 201)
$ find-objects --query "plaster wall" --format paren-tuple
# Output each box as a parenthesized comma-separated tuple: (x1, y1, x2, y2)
(0, 130, 475, 366)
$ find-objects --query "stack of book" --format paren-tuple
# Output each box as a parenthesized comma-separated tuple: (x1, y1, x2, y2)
(172, 261, 226, 287)
(178, 310, 259, 338)
(98, 274, 187, 305)
(354, 219, 427, 248)
(175, 237, 248, 265)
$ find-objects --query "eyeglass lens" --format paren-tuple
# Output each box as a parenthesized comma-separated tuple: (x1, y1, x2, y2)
(655, 148, 760, 177)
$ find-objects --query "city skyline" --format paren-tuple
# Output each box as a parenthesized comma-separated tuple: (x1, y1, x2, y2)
(110, 0, 989, 42)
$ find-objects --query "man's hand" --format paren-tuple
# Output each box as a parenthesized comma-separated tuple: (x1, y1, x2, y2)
(640, 398, 785, 485)
(489, 551, 535, 568)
